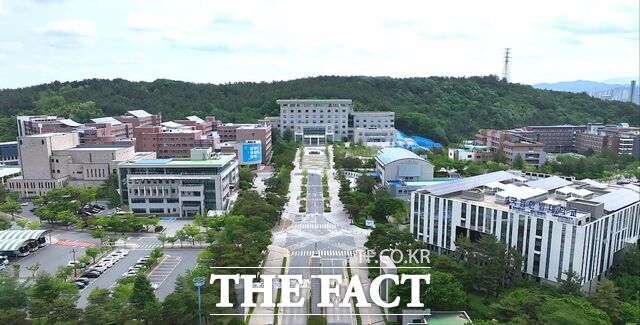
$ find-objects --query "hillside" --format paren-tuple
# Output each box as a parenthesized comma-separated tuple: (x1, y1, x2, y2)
(0, 75, 638, 144)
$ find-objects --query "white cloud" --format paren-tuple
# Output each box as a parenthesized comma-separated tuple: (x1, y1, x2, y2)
(0, 53, 6, 61)
(40, 19, 96, 48)
(0, 41, 23, 51)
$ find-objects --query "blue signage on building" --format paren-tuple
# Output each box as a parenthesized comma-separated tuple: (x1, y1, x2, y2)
(242, 143, 262, 163)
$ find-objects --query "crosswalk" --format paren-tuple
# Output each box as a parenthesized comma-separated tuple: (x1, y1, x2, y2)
(293, 223, 338, 230)
(52, 239, 96, 248)
(291, 250, 356, 257)
(136, 244, 162, 249)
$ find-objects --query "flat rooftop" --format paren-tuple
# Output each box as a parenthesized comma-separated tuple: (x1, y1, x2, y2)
(123, 154, 235, 167)
(277, 99, 352, 104)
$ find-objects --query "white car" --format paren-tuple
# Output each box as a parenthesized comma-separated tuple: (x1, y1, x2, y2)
(20, 202, 29, 206)
(151, 283, 160, 290)
(115, 249, 129, 256)
(122, 270, 137, 277)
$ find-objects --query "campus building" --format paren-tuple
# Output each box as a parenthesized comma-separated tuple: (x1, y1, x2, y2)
(117, 148, 238, 217)
(410, 171, 640, 291)
(133, 124, 220, 159)
(17, 115, 83, 136)
(216, 121, 272, 164)
(512, 125, 586, 153)
(475, 129, 547, 167)
(6, 133, 153, 198)
(0, 141, 19, 165)
(271, 99, 397, 145)
(375, 147, 438, 200)
(575, 123, 640, 158)
(447, 141, 493, 162)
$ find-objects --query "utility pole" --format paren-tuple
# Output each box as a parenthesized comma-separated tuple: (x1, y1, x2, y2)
(71, 248, 77, 277)
(193, 277, 205, 325)
(502, 48, 511, 82)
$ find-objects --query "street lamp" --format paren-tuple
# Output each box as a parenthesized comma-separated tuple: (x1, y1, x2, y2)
(193, 276, 205, 325)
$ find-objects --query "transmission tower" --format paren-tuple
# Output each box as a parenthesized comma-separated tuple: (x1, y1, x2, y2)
(502, 48, 511, 82)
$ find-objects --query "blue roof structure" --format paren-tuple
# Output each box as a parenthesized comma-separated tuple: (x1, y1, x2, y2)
(396, 130, 443, 151)
(376, 147, 426, 166)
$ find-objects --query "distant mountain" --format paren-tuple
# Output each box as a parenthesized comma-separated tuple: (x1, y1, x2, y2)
(533, 80, 626, 93)
(533, 79, 639, 104)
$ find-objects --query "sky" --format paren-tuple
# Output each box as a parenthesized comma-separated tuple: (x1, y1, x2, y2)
(0, 0, 638, 89)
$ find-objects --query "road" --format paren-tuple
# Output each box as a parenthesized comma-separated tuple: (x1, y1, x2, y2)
(280, 148, 358, 325)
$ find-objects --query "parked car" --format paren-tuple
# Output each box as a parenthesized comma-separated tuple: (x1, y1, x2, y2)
(82, 271, 100, 278)
(151, 283, 160, 290)
(93, 204, 106, 210)
(90, 267, 106, 274)
(67, 260, 86, 268)
(115, 249, 129, 256)
(76, 277, 91, 285)
(73, 281, 87, 289)
(154, 226, 165, 232)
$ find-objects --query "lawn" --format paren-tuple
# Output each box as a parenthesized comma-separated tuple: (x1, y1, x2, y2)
(345, 144, 380, 158)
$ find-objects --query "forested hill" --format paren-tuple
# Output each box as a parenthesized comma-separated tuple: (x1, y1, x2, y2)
(0, 75, 638, 144)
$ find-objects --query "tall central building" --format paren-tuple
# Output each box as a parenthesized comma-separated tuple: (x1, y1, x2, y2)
(271, 99, 396, 146)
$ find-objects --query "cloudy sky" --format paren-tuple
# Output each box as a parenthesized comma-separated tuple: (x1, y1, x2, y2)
(0, 0, 638, 89)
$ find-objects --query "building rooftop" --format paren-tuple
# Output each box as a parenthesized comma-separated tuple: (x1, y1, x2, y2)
(123, 154, 235, 167)
(91, 117, 122, 126)
(127, 110, 152, 118)
(376, 147, 427, 166)
(276, 99, 352, 104)
(186, 116, 204, 124)
(161, 121, 187, 129)
(527, 176, 572, 191)
(59, 119, 82, 127)
(0, 141, 17, 145)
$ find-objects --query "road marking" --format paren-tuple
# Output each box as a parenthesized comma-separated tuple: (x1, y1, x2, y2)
(293, 224, 337, 230)
(52, 239, 96, 248)
(291, 250, 355, 257)
(136, 244, 162, 249)
(147, 256, 182, 288)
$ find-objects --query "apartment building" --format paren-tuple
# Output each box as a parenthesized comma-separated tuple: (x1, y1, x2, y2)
(17, 116, 82, 136)
(476, 129, 546, 167)
(6, 133, 152, 198)
(410, 171, 640, 291)
(118, 148, 238, 217)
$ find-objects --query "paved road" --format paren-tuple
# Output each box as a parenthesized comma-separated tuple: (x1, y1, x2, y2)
(281, 162, 357, 325)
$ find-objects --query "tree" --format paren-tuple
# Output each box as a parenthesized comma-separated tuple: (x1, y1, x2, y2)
(175, 230, 187, 248)
(78, 256, 91, 270)
(356, 175, 377, 193)
(557, 269, 583, 296)
(538, 296, 610, 325)
(182, 224, 200, 245)
(129, 273, 160, 321)
(194, 233, 206, 248)
(26, 220, 41, 230)
(0, 196, 21, 221)
(167, 236, 177, 248)
(391, 270, 466, 311)
(590, 278, 622, 324)
(238, 166, 255, 190)
(26, 262, 41, 278)
(85, 247, 100, 263)
(57, 210, 76, 229)
(27, 272, 80, 322)
(0, 215, 11, 230)
(157, 233, 168, 248)
(512, 153, 524, 170)
(0, 274, 28, 309)
(91, 228, 105, 244)
(0, 307, 28, 325)
(15, 219, 28, 229)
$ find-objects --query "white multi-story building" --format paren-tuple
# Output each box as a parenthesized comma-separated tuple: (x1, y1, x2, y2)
(117, 148, 238, 217)
(410, 171, 640, 291)
(273, 99, 396, 145)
